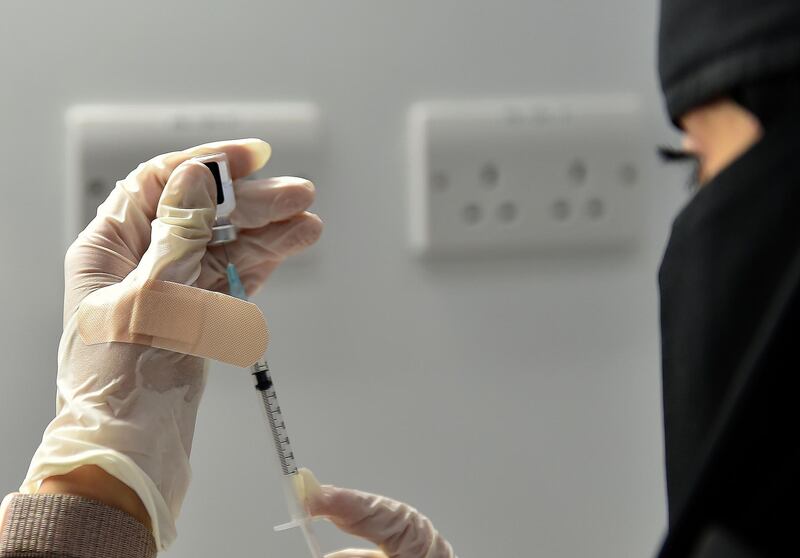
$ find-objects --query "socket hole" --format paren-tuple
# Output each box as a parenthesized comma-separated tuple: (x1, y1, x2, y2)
(551, 199, 571, 221)
(430, 171, 450, 192)
(620, 163, 637, 186)
(462, 203, 482, 225)
(586, 197, 604, 219)
(87, 178, 107, 197)
(480, 163, 499, 188)
(568, 159, 587, 185)
(496, 201, 518, 223)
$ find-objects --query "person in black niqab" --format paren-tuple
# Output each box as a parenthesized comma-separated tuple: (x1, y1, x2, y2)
(657, 0, 800, 555)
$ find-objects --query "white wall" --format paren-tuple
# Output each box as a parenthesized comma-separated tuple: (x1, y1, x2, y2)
(0, 1, 687, 556)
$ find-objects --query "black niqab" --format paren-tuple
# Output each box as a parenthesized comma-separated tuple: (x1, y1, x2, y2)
(658, 112, 800, 555)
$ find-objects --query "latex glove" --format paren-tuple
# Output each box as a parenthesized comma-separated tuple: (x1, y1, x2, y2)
(302, 469, 456, 558)
(21, 139, 322, 549)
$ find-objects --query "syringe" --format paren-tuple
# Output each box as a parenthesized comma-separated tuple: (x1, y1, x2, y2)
(225, 254, 324, 558)
(195, 152, 323, 558)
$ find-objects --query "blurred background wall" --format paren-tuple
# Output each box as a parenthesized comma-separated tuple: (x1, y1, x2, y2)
(0, 1, 687, 556)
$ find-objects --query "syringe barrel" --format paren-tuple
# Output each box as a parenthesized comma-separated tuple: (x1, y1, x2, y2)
(252, 360, 298, 475)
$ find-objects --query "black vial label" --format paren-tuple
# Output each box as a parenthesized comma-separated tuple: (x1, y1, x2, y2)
(203, 161, 224, 204)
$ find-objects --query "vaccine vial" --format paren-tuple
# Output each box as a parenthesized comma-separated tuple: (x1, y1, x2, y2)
(194, 152, 237, 245)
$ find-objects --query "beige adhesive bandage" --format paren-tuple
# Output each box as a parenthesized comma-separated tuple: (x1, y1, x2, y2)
(78, 280, 268, 367)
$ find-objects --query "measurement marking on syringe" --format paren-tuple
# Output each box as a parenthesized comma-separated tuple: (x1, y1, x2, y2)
(256, 383, 298, 475)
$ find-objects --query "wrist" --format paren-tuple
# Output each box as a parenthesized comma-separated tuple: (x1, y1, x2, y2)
(37, 465, 151, 529)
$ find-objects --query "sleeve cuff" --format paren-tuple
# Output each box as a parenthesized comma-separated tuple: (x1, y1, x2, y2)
(0, 493, 156, 558)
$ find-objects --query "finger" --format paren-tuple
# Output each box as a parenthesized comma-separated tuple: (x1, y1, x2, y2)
(158, 138, 272, 184)
(325, 550, 388, 558)
(234, 212, 323, 266)
(231, 176, 315, 230)
(196, 212, 322, 292)
(135, 160, 217, 285)
(222, 258, 280, 297)
(198, 213, 323, 294)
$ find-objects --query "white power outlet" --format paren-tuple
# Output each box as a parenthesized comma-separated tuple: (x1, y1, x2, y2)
(65, 103, 322, 242)
(408, 96, 646, 256)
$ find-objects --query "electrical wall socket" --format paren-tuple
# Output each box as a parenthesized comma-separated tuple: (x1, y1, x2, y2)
(65, 103, 322, 243)
(408, 96, 646, 256)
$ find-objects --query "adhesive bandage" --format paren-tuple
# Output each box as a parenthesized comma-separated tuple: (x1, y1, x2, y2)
(77, 279, 268, 367)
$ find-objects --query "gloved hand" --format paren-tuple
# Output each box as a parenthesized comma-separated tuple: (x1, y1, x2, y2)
(21, 139, 322, 549)
(301, 469, 456, 558)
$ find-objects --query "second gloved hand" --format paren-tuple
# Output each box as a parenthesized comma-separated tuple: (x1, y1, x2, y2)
(301, 469, 456, 558)
(21, 139, 322, 549)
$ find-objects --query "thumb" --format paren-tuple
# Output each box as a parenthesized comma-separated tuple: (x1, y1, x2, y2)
(136, 160, 217, 285)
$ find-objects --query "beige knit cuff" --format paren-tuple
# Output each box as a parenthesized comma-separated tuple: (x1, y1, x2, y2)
(0, 493, 156, 558)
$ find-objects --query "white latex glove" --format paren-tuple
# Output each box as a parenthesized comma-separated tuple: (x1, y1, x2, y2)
(302, 470, 456, 558)
(21, 139, 322, 549)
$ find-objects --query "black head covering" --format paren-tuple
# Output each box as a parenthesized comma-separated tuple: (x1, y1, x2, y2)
(658, 0, 800, 124)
